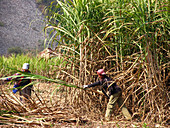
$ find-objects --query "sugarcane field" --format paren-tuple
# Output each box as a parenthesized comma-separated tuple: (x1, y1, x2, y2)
(0, 0, 169, 128)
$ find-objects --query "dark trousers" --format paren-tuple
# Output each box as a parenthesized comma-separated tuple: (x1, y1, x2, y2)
(19, 86, 32, 101)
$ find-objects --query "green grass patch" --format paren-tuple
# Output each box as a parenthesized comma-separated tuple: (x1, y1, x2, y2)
(0, 21, 5, 27)
(0, 53, 64, 78)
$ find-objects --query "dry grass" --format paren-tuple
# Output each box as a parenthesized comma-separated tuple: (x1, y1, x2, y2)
(0, 72, 169, 127)
(0, 47, 169, 127)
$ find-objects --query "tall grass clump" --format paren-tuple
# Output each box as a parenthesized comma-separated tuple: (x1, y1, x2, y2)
(43, 0, 169, 125)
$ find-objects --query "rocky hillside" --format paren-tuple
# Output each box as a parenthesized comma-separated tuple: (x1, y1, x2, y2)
(0, 0, 46, 55)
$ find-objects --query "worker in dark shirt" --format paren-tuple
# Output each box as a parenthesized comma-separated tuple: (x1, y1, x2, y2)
(2, 63, 32, 102)
(83, 69, 132, 121)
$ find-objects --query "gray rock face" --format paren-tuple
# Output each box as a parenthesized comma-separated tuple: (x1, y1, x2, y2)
(0, 0, 46, 55)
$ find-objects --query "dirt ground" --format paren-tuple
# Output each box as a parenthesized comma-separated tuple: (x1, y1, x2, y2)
(0, 82, 168, 128)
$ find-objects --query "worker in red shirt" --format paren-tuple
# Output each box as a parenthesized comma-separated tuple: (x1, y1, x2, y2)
(83, 69, 132, 121)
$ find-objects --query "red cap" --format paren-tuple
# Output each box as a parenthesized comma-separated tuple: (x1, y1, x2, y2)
(97, 69, 106, 75)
